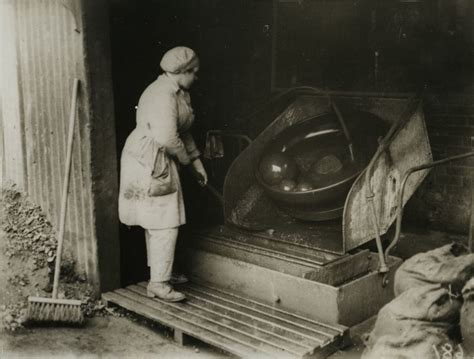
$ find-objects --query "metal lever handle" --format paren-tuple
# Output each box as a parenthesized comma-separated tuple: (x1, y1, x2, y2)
(330, 100, 355, 162)
(384, 151, 474, 262)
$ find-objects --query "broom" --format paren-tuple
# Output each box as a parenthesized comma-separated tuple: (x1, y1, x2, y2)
(27, 78, 84, 324)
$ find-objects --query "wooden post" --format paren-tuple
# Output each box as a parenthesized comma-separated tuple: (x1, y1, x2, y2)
(173, 329, 188, 346)
(469, 173, 473, 253)
(80, 0, 121, 294)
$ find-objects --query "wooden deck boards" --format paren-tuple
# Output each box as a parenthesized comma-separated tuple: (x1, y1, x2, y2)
(103, 282, 348, 358)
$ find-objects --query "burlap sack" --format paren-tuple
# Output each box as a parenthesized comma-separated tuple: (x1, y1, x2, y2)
(394, 243, 474, 296)
(362, 284, 461, 359)
(461, 277, 474, 355)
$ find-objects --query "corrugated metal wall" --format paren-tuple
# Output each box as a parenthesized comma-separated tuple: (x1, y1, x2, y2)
(0, 0, 27, 189)
(1, 0, 98, 283)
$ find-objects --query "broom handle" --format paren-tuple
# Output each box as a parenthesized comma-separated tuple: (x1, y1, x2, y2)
(52, 78, 79, 299)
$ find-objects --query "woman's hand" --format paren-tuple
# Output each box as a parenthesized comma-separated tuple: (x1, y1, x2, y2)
(191, 158, 208, 186)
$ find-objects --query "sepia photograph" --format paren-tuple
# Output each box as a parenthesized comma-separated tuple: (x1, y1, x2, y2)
(0, 0, 473, 358)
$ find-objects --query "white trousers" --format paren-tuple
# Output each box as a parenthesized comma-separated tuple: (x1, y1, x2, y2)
(145, 228, 178, 282)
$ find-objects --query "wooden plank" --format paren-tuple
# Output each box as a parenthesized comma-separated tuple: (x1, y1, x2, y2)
(102, 291, 270, 359)
(182, 285, 336, 344)
(113, 288, 294, 358)
(154, 284, 334, 344)
(183, 282, 346, 337)
(128, 285, 311, 355)
(184, 297, 323, 349)
(172, 289, 324, 348)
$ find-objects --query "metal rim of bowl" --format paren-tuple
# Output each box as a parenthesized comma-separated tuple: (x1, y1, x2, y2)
(255, 166, 363, 196)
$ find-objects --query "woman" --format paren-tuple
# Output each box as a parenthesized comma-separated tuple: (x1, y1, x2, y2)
(119, 46, 207, 302)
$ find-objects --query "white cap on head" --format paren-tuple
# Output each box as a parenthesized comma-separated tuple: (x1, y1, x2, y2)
(160, 46, 199, 74)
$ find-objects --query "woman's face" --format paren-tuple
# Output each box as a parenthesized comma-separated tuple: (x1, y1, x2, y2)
(177, 67, 199, 90)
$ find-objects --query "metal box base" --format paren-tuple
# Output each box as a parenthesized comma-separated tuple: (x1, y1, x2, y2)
(185, 227, 402, 327)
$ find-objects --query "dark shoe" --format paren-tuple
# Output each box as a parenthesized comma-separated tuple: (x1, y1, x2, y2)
(147, 282, 186, 302)
(170, 273, 188, 285)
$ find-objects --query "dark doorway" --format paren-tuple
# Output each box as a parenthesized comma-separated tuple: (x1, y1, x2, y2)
(108, 0, 273, 286)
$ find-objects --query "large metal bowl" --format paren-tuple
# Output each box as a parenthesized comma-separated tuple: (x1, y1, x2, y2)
(255, 111, 388, 220)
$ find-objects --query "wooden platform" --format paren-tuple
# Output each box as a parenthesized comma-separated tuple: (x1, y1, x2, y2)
(102, 282, 349, 358)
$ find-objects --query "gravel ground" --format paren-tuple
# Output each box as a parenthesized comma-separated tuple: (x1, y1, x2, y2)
(0, 316, 227, 358)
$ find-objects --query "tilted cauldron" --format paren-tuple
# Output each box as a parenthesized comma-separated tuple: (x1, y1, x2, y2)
(255, 111, 388, 221)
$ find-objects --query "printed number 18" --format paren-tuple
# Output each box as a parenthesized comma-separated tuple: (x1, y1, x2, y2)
(432, 343, 465, 359)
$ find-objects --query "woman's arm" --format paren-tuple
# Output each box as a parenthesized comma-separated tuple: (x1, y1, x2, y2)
(181, 131, 200, 161)
(147, 93, 192, 165)
(190, 157, 208, 185)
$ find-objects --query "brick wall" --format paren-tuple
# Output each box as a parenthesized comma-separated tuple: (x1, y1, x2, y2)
(406, 94, 474, 233)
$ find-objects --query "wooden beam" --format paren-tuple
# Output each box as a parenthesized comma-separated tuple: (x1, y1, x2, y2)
(80, 0, 120, 293)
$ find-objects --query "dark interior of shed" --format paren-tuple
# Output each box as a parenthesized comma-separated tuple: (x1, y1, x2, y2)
(108, 0, 473, 286)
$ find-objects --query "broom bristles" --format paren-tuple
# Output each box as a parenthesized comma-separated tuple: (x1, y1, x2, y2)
(27, 297, 84, 324)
